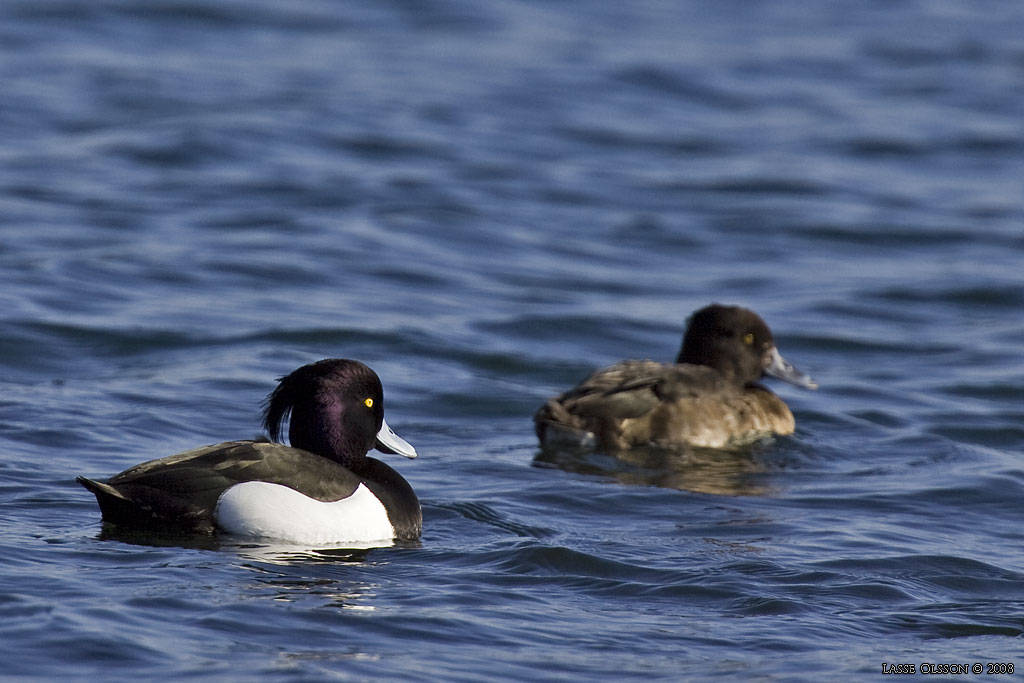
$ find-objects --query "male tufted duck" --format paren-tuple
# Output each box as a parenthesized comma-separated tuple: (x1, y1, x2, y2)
(77, 359, 420, 545)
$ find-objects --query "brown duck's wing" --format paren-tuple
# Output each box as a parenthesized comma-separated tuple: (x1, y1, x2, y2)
(536, 361, 712, 449)
(556, 361, 726, 416)
(557, 361, 670, 418)
(78, 441, 363, 531)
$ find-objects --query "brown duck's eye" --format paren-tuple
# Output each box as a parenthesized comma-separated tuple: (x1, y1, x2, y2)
(743, 333, 755, 345)
(364, 397, 374, 408)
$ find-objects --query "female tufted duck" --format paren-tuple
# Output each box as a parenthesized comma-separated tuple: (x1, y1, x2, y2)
(77, 359, 420, 545)
(534, 304, 817, 450)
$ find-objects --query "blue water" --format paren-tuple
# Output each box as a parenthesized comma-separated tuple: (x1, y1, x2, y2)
(3, 1, 1024, 680)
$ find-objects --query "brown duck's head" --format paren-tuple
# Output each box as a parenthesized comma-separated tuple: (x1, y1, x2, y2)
(676, 304, 817, 390)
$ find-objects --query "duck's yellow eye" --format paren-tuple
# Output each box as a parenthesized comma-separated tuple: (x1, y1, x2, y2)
(743, 333, 755, 345)
(364, 397, 374, 408)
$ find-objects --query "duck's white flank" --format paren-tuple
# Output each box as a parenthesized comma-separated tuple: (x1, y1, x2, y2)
(215, 481, 394, 545)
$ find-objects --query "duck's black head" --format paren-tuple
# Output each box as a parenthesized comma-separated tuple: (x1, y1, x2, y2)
(263, 359, 417, 464)
(676, 304, 817, 389)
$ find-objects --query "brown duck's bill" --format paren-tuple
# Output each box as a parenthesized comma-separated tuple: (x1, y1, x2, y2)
(764, 347, 818, 390)
(374, 417, 419, 458)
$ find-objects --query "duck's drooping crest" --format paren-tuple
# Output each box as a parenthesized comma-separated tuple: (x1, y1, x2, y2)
(534, 304, 817, 450)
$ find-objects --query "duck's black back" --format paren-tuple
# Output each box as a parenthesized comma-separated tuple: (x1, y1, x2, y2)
(78, 441, 369, 533)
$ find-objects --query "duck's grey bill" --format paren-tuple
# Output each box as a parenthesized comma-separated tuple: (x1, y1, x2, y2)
(765, 347, 818, 390)
(375, 417, 418, 458)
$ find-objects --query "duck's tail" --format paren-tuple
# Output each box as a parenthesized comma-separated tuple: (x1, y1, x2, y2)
(533, 399, 596, 449)
(77, 475, 143, 524)
(76, 475, 123, 500)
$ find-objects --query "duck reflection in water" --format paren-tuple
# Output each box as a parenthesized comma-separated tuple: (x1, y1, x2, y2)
(94, 522, 418, 562)
(533, 442, 779, 496)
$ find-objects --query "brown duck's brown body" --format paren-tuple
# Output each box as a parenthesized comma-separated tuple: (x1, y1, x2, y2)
(534, 305, 816, 451)
(535, 360, 794, 450)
